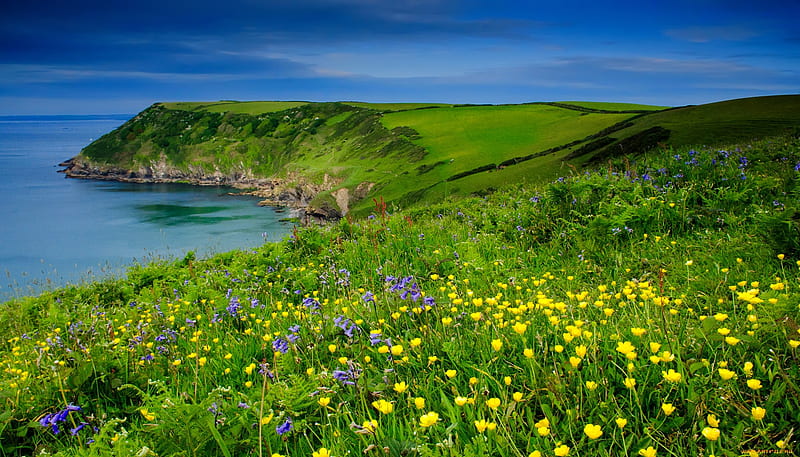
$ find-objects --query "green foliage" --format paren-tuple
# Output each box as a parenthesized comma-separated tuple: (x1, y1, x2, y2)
(5, 133, 800, 457)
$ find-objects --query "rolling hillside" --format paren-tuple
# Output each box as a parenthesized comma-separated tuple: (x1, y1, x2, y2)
(64, 95, 800, 218)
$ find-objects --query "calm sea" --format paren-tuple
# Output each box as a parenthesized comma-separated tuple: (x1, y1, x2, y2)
(0, 115, 291, 300)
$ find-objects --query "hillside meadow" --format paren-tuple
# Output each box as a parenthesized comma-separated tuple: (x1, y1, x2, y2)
(2, 133, 799, 457)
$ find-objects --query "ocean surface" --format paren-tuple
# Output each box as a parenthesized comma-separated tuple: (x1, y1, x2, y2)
(0, 115, 291, 300)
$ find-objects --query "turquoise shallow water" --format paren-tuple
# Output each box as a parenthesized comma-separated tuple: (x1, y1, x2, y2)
(0, 115, 291, 300)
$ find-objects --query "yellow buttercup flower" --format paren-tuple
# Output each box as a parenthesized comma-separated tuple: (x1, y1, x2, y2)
(638, 447, 657, 457)
(624, 377, 636, 389)
(491, 339, 503, 351)
(139, 408, 156, 421)
(414, 397, 426, 409)
(419, 411, 439, 427)
(512, 391, 524, 402)
(554, 444, 570, 456)
(707, 414, 719, 427)
(312, 447, 332, 457)
(747, 379, 763, 390)
(615, 417, 627, 428)
(372, 399, 394, 414)
(718, 368, 736, 380)
(317, 397, 331, 407)
(474, 419, 497, 433)
(485, 397, 501, 409)
(585, 381, 598, 390)
(454, 396, 469, 406)
(661, 403, 676, 416)
(662, 369, 682, 383)
(583, 423, 603, 439)
(751, 406, 766, 420)
(393, 381, 408, 393)
(701, 427, 720, 441)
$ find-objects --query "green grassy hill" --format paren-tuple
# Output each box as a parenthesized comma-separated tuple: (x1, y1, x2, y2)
(68, 95, 800, 217)
(4, 134, 800, 456)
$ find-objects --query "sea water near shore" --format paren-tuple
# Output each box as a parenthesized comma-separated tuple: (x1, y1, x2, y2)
(0, 115, 291, 301)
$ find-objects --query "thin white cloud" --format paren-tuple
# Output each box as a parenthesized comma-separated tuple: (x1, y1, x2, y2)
(665, 25, 759, 43)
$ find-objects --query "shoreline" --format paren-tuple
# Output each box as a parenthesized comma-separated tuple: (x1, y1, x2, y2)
(58, 157, 342, 223)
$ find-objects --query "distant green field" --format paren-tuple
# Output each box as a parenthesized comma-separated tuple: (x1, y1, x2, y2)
(342, 102, 453, 111)
(558, 101, 670, 111)
(160, 101, 309, 113)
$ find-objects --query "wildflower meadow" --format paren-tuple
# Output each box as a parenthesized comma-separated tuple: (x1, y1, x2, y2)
(2, 135, 799, 457)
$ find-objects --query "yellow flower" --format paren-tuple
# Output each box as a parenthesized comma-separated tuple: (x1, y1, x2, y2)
(529, 452, 542, 457)
(534, 418, 550, 429)
(615, 417, 627, 429)
(718, 368, 736, 380)
(616, 341, 635, 355)
(585, 381, 598, 391)
(410, 338, 422, 348)
(419, 411, 439, 427)
(445, 369, 457, 379)
(523, 348, 535, 358)
(638, 447, 657, 457)
(244, 363, 256, 375)
(743, 361, 754, 376)
(707, 414, 719, 427)
(554, 344, 564, 353)
(575, 345, 588, 358)
(751, 406, 766, 420)
(512, 392, 524, 402)
(747, 379, 763, 390)
(512, 322, 528, 335)
(569, 356, 581, 368)
(361, 419, 378, 433)
(414, 397, 426, 409)
(485, 398, 501, 409)
(537, 426, 550, 436)
(554, 444, 570, 456)
(624, 377, 636, 389)
(139, 408, 156, 421)
(649, 342, 662, 353)
(662, 369, 682, 383)
(583, 423, 603, 439)
(391, 345, 404, 356)
(312, 447, 332, 457)
(491, 339, 503, 351)
(701, 427, 720, 441)
(372, 399, 394, 414)
(631, 327, 647, 336)
(393, 381, 408, 393)
(260, 413, 274, 425)
(318, 397, 331, 407)
(661, 403, 676, 416)
(454, 396, 469, 406)
(474, 419, 497, 433)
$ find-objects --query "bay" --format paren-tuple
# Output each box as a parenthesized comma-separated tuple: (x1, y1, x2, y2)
(0, 115, 291, 300)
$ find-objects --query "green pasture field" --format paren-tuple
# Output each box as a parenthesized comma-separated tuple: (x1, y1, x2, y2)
(558, 101, 670, 111)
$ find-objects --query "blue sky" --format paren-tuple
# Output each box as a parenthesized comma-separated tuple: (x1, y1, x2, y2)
(1, 0, 798, 114)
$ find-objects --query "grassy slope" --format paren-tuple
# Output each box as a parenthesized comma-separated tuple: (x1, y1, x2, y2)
(160, 101, 310, 113)
(2, 135, 800, 456)
(77, 96, 800, 216)
(559, 101, 670, 111)
(599, 95, 800, 152)
(378, 105, 634, 204)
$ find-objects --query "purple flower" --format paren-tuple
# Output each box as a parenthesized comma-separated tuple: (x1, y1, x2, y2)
(332, 369, 356, 385)
(362, 291, 375, 303)
(272, 337, 289, 354)
(276, 417, 293, 435)
(237, 402, 250, 409)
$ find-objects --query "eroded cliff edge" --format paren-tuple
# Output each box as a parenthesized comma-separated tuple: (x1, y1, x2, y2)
(59, 102, 424, 221)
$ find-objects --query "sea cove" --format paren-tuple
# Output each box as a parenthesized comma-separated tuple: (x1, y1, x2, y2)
(0, 115, 291, 300)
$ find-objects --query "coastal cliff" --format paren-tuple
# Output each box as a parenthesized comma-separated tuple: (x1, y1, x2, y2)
(60, 102, 425, 220)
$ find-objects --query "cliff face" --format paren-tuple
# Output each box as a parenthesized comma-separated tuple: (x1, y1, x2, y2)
(60, 102, 426, 220)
